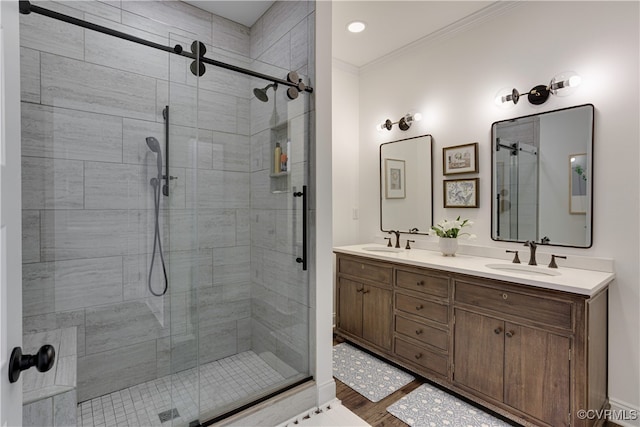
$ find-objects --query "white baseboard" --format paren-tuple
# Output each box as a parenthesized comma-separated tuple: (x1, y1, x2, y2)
(609, 398, 640, 427)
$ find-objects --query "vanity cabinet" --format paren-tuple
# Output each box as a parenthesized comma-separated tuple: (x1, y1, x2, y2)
(336, 256, 393, 352)
(333, 251, 609, 427)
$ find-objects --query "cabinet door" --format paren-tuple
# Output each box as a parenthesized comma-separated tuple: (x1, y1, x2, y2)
(453, 309, 504, 401)
(337, 278, 363, 337)
(504, 323, 571, 427)
(362, 285, 392, 350)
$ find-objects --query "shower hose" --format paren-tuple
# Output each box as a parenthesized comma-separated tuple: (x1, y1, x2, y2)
(148, 175, 168, 296)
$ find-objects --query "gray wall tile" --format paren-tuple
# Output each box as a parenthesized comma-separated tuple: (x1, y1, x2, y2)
(258, 33, 291, 71)
(59, 0, 122, 22)
(23, 397, 53, 427)
(121, 1, 212, 44)
(85, 300, 168, 354)
(22, 157, 84, 210)
(21, 48, 40, 103)
(77, 340, 157, 401)
(41, 53, 157, 121)
(213, 246, 250, 286)
(54, 257, 124, 312)
(23, 262, 55, 317)
(22, 210, 41, 264)
(23, 310, 86, 357)
(121, 9, 199, 41)
(290, 18, 309, 72)
(84, 162, 148, 210)
(199, 320, 237, 364)
(53, 389, 77, 427)
(211, 14, 251, 57)
(212, 132, 250, 172)
(41, 210, 130, 261)
(236, 208, 250, 245)
(21, 103, 123, 162)
(186, 170, 250, 209)
(259, 1, 308, 58)
(19, 2, 84, 59)
(84, 15, 169, 80)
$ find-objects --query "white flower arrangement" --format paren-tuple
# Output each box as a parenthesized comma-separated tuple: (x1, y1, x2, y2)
(431, 216, 476, 239)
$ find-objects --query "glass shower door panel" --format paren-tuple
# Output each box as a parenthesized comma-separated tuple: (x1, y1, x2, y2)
(166, 37, 202, 426)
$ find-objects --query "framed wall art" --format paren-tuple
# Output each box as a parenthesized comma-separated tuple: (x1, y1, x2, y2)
(384, 158, 406, 199)
(443, 142, 478, 175)
(443, 178, 479, 208)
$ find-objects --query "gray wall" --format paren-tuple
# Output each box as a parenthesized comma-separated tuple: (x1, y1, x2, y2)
(21, 0, 314, 403)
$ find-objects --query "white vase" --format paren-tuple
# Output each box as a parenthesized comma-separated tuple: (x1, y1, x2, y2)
(439, 237, 458, 256)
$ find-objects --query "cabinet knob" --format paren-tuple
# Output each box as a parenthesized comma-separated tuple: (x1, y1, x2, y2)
(494, 327, 502, 335)
(415, 304, 423, 310)
(414, 353, 423, 360)
(502, 293, 508, 300)
(416, 280, 424, 286)
(506, 330, 515, 338)
(415, 329, 423, 335)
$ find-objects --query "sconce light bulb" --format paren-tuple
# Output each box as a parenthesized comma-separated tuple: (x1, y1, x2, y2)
(413, 113, 423, 122)
(376, 122, 385, 132)
(568, 75, 582, 88)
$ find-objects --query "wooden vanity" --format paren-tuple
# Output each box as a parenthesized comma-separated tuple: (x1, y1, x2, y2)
(334, 248, 611, 427)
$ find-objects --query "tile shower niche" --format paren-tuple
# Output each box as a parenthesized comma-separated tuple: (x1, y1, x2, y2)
(270, 123, 291, 194)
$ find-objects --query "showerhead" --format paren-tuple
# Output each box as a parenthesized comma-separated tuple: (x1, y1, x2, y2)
(145, 136, 163, 176)
(146, 137, 162, 153)
(253, 83, 277, 102)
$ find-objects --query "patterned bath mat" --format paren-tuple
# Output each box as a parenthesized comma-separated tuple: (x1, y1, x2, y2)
(386, 384, 512, 426)
(332, 342, 415, 402)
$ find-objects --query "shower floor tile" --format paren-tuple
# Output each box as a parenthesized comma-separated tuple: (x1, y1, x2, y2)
(77, 351, 287, 427)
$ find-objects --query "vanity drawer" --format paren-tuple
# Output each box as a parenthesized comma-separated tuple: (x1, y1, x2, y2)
(455, 281, 573, 330)
(396, 293, 448, 325)
(395, 315, 448, 352)
(395, 337, 448, 377)
(396, 269, 449, 299)
(338, 257, 392, 285)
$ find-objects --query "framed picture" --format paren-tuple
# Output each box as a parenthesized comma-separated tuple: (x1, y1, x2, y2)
(443, 178, 479, 208)
(569, 153, 587, 214)
(384, 158, 406, 199)
(443, 142, 479, 175)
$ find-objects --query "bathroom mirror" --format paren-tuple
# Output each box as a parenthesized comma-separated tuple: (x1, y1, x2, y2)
(491, 104, 594, 247)
(380, 135, 433, 235)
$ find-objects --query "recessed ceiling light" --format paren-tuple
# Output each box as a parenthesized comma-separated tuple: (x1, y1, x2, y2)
(347, 21, 366, 33)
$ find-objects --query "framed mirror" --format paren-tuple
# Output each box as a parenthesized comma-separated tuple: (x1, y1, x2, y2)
(380, 134, 433, 235)
(491, 104, 594, 247)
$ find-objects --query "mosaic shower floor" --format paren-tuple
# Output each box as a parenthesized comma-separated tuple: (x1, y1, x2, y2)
(77, 351, 287, 427)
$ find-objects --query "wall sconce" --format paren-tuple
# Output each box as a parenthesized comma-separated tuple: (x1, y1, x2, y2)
(495, 71, 581, 106)
(377, 112, 422, 131)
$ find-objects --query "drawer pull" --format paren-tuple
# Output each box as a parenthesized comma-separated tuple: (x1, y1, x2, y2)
(416, 280, 425, 286)
(414, 353, 423, 360)
(506, 330, 515, 338)
(415, 329, 423, 335)
(494, 327, 502, 335)
(502, 293, 508, 300)
(362, 290, 370, 294)
(356, 288, 364, 293)
(415, 304, 424, 310)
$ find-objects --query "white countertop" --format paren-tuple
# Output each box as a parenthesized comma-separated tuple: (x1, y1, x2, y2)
(333, 244, 615, 296)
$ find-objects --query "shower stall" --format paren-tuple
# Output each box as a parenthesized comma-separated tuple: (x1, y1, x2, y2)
(19, 1, 315, 425)
(494, 122, 540, 241)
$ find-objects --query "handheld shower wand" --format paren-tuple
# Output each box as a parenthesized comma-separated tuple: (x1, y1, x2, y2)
(146, 137, 168, 296)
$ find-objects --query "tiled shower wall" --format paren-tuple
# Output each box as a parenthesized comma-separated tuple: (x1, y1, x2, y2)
(20, 0, 314, 403)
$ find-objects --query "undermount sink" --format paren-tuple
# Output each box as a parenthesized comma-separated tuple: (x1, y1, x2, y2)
(362, 246, 404, 253)
(485, 263, 561, 277)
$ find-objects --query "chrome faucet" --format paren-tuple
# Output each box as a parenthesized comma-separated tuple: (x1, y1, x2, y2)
(388, 230, 401, 248)
(524, 240, 537, 265)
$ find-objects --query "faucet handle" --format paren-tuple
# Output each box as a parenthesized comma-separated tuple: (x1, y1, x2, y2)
(384, 237, 392, 247)
(405, 239, 415, 250)
(541, 236, 550, 245)
(549, 254, 567, 268)
(506, 250, 521, 264)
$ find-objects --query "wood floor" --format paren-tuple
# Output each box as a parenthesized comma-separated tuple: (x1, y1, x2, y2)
(333, 339, 620, 427)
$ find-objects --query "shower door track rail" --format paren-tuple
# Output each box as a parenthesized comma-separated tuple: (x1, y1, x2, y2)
(18, 0, 314, 94)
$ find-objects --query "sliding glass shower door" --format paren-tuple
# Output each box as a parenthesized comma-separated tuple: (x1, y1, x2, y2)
(166, 30, 313, 426)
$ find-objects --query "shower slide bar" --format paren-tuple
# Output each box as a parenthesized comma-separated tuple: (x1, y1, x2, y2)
(18, 0, 314, 95)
